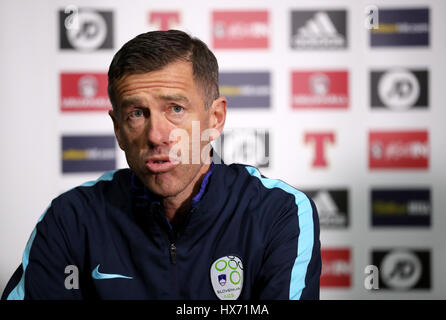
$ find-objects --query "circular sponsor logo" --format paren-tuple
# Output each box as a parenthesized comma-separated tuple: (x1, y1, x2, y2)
(380, 250, 422, 290)
(210, 255, 243, 300)
(66, 10, 107, 51)
(309, 73, 330, 96)
(378, 69, 420, 110)
(78, 75, 98, 98)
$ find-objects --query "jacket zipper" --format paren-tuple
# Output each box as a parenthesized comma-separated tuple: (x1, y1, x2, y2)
(169, 243, 177, 264)
(168, 207, 197, 265)
(153, 203, 178, 266)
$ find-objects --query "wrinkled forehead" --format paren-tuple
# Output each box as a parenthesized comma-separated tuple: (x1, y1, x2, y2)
(116, 61, 191, 88)
(113, 62, 207, 107)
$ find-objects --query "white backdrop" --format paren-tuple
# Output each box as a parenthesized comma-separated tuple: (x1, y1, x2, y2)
(1, 0, 445, 299)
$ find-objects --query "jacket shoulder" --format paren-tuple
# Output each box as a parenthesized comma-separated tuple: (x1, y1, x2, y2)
(51, 169, 132, 218)
(227, 164, 312, 212)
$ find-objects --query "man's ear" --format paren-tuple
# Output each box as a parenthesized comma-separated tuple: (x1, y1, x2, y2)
(109, 110, 125, 151)
(208, 96, 227, 141)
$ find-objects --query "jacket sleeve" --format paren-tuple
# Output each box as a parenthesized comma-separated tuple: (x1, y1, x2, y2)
(2, 200, 84, 300)
(256, 193, 321, 300)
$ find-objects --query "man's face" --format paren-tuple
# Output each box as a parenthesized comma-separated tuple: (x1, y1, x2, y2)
(110, 60, 225, 198)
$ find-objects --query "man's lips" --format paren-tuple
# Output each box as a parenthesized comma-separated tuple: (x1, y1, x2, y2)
(145, 156, 180, 173)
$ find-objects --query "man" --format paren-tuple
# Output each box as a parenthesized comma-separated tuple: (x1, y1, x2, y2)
(2, 30, 321, 300)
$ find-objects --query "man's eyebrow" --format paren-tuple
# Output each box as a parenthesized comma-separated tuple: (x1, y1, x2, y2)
(157, 94, 190, 104)
(120, 97, 145, 109)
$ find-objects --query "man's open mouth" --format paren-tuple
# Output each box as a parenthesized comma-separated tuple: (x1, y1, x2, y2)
(145, 157, 180, 173)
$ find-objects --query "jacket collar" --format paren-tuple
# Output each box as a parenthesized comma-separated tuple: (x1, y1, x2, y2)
(130, 162, 215, 209)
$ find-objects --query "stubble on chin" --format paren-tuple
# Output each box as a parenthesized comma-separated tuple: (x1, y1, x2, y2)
(141, 163, 204, 198)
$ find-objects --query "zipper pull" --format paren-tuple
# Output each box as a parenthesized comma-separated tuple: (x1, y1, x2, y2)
(170, 243, 177, 264)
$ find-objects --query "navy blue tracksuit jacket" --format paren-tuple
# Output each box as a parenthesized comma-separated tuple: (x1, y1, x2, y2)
(2, 162, 321, 300)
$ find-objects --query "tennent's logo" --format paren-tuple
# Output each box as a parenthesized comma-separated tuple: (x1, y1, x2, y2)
(304, 132, 336, 168)
(148, 11, 180, 30)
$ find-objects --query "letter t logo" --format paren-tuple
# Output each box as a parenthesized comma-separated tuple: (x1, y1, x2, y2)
(304, 132, 335, 168)
(149, 12, 180, 31)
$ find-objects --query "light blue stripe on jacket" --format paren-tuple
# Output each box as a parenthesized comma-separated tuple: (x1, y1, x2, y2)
(7, 170, 117, 300)
(245, 166, 314, 300)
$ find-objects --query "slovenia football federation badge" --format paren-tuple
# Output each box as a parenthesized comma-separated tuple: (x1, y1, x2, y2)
(210, 255, 243, 300)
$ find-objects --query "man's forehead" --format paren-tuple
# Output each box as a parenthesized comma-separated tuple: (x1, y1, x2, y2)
(119, 61, 192, 83)
(115, 63, 195, 95)
(120, 92, 191, 107)
(117, 78, 189, 96)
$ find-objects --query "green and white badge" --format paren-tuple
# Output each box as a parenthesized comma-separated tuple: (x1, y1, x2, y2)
(210, 255, 243, 300)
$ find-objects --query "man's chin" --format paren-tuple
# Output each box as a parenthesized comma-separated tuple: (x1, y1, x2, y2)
(143, 173, 181, 198)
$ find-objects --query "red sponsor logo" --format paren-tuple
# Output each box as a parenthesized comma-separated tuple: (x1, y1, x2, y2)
(304, 132, 335, 168)
(148, 11, 180, 30)
(212, 11, 269, 49)
(321, 248, 351, 288)
(292, 71, 349, 109)
(369, 130, 429, 169)
(60, 73, 112, 112)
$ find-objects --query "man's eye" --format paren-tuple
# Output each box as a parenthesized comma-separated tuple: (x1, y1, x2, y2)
(130, 110, 144, 118)
(172, 105, 184, 114)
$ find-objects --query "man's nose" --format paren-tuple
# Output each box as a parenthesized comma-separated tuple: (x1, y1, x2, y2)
(146, 112, 172, 147)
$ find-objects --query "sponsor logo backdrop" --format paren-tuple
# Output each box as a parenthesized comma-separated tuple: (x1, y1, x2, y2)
(1, 0, 445, 300)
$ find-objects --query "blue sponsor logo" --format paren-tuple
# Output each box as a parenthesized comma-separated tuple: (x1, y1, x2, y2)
(370, 8, 429, 47)
(62, 135, 116, 173)
(219, 72, 270, 108)
(371, 188, 431, 227)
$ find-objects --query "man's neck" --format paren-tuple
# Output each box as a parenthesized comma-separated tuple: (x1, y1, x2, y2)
(162, 162, 211, 226)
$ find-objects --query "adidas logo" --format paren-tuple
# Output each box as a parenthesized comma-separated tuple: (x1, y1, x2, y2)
(292, 11, 346, 48)
(311, 190, 348, 227)
(313, 190, 339, 216)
